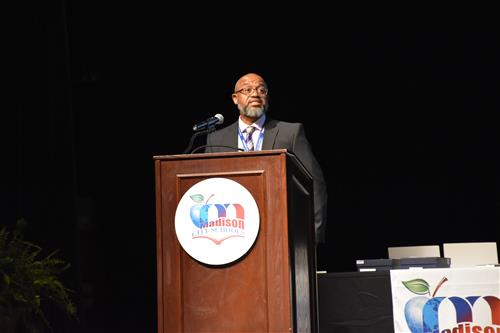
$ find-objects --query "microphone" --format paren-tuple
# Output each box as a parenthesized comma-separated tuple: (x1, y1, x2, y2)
(192, 114, 224, 131)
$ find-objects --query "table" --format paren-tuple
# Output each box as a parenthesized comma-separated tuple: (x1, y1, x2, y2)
(317, 271, 394, 333)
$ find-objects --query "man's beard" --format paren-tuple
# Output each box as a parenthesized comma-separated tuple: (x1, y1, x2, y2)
(239, 104, 268, 118)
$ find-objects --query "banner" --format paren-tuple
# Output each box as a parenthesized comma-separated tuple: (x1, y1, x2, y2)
(390, 267, 500, 333)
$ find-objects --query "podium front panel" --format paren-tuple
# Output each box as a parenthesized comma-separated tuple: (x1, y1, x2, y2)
(155, 151, 304, 332)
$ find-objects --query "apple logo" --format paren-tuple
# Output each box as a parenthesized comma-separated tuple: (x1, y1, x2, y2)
(405, 295, 430, 332)
(189, 193, 213, 228)
(189, 203, 206, 228)
(403, 277, 448, 333)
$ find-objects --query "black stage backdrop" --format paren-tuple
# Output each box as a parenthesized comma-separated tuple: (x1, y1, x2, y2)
(15, 3, 498, 332)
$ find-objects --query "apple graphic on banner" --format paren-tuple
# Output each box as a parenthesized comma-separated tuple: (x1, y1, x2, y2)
(405, 296, 429, 333)
(403, 277, 448, 333)
(189, 193, 213, 228)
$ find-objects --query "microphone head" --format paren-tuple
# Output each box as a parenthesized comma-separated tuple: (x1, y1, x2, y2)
(192, 114, 225, 131)
(214, 113, 224, 125)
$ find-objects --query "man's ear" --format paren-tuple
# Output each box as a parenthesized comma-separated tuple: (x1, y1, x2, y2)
(231, 93, 238, 105)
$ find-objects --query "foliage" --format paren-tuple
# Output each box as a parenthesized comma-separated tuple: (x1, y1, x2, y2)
(0, 219, 77, 331)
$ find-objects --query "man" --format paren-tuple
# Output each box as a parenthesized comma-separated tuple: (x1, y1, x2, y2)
(205, 73, 328, 243)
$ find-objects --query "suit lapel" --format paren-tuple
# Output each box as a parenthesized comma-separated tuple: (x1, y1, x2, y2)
(262, 119, 278, 150)
(225, 122, 239, 148)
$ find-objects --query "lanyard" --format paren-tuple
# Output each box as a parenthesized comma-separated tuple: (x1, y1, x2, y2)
(238, 127, 265, 151)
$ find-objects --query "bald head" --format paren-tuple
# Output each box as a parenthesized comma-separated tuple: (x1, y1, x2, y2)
(234, 73, 268, 92)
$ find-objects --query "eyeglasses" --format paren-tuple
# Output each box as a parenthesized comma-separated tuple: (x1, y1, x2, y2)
(235, 86, 268, 96)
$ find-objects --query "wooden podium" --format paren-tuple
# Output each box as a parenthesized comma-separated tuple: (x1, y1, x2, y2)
(154, 149, 318, 332)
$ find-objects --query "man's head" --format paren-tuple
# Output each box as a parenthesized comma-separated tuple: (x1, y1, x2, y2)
(232, 73, 269, 124)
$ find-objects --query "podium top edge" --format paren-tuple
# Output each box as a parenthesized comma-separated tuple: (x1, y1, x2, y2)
(153, 149, 288, 160)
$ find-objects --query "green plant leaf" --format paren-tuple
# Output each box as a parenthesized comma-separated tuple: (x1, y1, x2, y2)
(3, 273, 11, 285)
(402, 278, 430, 295)
(0, 219, 78, 330)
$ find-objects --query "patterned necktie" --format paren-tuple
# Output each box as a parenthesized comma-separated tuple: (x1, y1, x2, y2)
(244, 126, 256, 151)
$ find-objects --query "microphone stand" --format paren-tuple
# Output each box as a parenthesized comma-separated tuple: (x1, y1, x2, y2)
(182, 125, 216, 154)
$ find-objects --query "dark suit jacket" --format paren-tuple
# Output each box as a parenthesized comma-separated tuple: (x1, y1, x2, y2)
(205, 118, 327, 243)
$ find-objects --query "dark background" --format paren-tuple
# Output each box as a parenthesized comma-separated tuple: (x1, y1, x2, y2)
(14, 3, 498, 332)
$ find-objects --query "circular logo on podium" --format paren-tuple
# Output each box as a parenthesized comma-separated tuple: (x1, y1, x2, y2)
(174, 177, 260, 265)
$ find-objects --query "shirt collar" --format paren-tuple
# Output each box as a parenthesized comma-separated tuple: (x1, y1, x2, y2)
(238, 114, 266, 132)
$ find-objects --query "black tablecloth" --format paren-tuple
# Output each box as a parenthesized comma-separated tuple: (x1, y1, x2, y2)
(317, 271, 395, 333)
